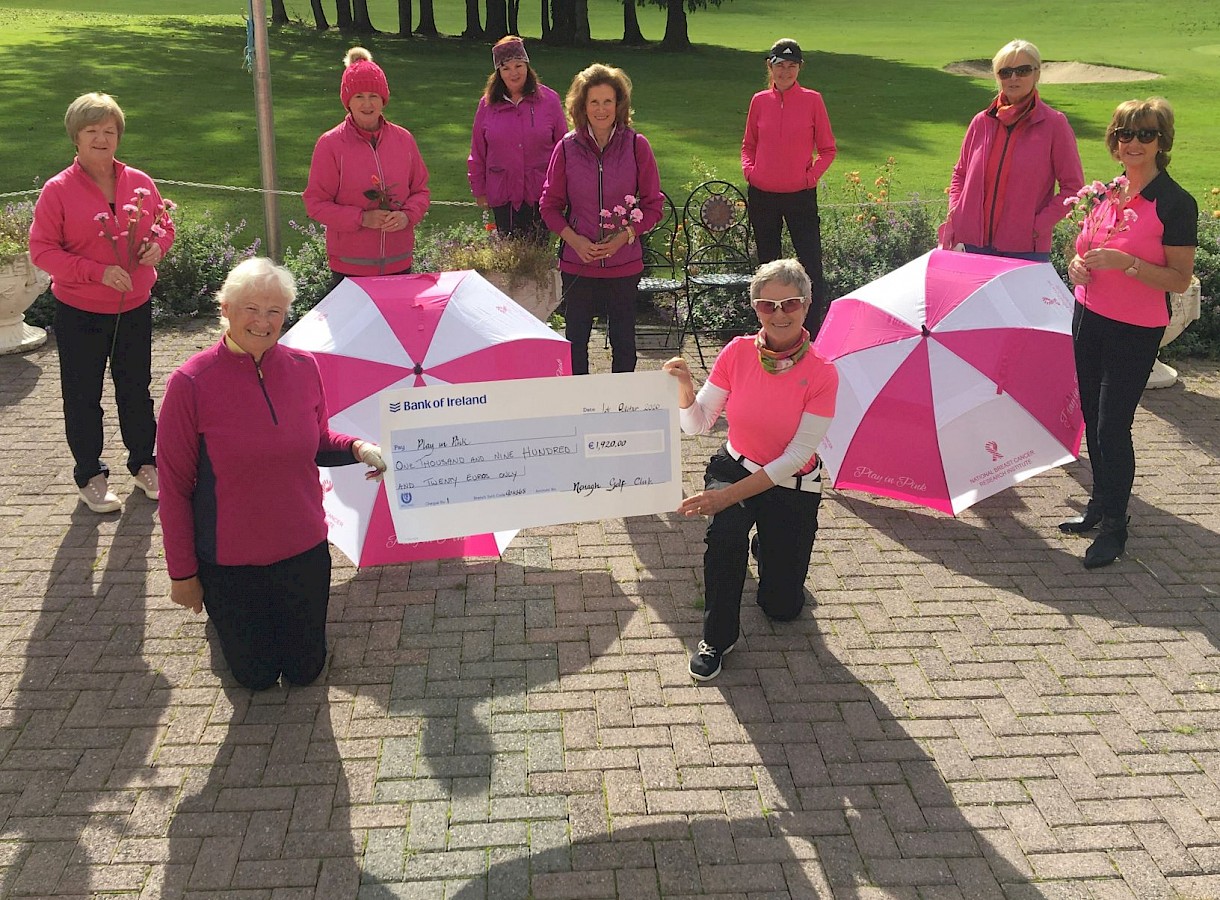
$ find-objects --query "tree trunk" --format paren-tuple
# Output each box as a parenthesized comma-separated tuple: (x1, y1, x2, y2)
(485, 0, 508, 41)
(415, 0, 438, 34)
(540, 0, 551, 41)
(397, 0, 411, 36)
(622, 0, 644, 44)
(335, 0, 353, 30)
(548, 0, 572, 43)
(574, 0, 590, 42)
(352, 0, 375, 32)
(310, 0, 330, 30)
(508, 0, 520, 35)
(463, 0, 483, 37)
(270, 0, 289, 24)
(660, 0, 689, 49)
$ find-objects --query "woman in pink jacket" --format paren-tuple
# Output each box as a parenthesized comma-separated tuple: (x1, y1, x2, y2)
(304, 47, 430, 282)
(742, 38, 837, 321)
(29, 92, 175, 514)
(540, 64, 664, 375)
(940, 39, 1083, 261)
(468, 36, 565, 239)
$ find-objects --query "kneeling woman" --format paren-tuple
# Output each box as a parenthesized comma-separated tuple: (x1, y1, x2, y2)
(159, 258, 386, 689)
(664, 259, 838, 681)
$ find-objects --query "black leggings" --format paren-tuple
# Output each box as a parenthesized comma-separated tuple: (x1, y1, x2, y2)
(1073, 302, 1164, 519)
(200, 541, 332, 690)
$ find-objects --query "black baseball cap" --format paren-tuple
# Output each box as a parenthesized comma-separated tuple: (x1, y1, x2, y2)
(767, 39, 803, 64)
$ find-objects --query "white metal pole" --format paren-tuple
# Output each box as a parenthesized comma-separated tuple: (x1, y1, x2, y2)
(250, 0, 282, 260)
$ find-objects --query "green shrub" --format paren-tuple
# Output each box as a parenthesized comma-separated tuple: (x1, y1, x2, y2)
(151, 211, 260, 322)
(281, 220, 332, 323)
(1164, 212, 1220, 359)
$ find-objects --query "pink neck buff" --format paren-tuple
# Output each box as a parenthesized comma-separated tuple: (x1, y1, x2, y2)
(755, 327, 811, 374)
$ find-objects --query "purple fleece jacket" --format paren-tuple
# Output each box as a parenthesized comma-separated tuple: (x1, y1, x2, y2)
(467, 84, 566, 208)
(158, 339, 357, 580)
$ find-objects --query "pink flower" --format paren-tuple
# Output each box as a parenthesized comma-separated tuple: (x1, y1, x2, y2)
(150, 224, 166, 238)
(629, 208, 644, 223)
(600, 209, 613, 218)
(624, 194, 638, 205)
(94, 212, 110, 222)
(97, 230, 107, 237)
(119, 230, 129, 238)
(133, 187, 151, 197)
(122, 203, 138, 214)
(613, 205, 627, 217)
(1123, 208, 1138, 223)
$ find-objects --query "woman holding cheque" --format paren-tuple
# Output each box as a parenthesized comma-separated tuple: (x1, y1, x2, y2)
(664, 259, 837, 682)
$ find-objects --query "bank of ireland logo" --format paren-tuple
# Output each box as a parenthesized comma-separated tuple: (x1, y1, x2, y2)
(389, 401, 402, 413)
(985, 440, 1004, 462)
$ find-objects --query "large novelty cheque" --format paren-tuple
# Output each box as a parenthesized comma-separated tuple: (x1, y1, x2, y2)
(380, 371, 682, 542)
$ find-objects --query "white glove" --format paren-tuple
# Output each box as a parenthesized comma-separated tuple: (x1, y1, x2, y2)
(354, 441, 387, 477)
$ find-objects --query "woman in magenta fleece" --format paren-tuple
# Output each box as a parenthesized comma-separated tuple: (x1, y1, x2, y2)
(1062, 98, 1197, 570)
(468, 36, 565, 238)
(304, 47, 430, 281)
(159, 259, 386, 690)
(29, 92, 175, 514)
(940, 39, 1083, 262)
(539, 63, 664, 375)
(742, 38, 837, 320)
(664, 260, 837, 682)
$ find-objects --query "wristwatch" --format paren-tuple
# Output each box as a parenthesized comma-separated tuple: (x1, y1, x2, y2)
(1125, 256, 1141, 278)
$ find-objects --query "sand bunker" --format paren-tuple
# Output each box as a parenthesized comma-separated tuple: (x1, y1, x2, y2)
(945, 59, 1161, 83)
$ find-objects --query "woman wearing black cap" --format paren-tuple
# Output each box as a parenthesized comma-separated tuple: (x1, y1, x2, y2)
(742, 38, 837, 324)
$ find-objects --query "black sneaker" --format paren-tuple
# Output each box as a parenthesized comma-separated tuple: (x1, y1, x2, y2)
(689, 640, 736, 682)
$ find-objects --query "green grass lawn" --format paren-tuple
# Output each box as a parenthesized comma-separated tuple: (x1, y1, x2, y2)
(2, 0, 1217, 246)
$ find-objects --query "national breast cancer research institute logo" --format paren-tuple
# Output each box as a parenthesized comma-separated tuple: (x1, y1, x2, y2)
(985, 440, 1004, 462)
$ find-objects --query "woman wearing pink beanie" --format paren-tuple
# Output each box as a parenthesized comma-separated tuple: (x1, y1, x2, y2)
(305, 47, 430, 282)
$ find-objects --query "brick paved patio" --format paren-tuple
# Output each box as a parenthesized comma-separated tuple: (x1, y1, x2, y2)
(1, 320, 1219, 898)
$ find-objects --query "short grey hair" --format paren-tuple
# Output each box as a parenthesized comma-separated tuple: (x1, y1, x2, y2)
(750, 259, 811, 301)
(64, 92, 125, 143)
(992, 39, 1041, 74)
(217, 257, 296, 324)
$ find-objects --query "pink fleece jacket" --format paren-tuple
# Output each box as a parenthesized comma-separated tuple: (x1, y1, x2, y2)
(304, 115, 431, 276)
(467, 84, 566, 208)
(29, 159, 175, 314)
(742, 84, 837, 194)
(941, 98, 1083, 254)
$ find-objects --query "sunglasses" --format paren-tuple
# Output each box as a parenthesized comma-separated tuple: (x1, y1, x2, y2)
(996, 64, 1038, 78)
(1113, 127, 1162, 144)
(752, 296, 808, 314)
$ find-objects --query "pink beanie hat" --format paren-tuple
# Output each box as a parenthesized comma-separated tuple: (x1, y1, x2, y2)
(341, 47, 389, 108)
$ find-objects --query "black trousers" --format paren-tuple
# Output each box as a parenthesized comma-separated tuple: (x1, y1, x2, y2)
(701, 448, 821, 651)
(561, 272, 641, 375)
(54, 300, 156, 488)
(199, 540, 332, 690)
(491, 202, 546, 240)
(748, 185, 826, 315)
(1073, 302, 1164, 520)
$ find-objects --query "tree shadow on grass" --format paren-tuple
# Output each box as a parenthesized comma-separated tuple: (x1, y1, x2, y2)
(0, 499, 169, 896)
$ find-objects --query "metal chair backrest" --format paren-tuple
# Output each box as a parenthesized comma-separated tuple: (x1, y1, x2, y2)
(640, 192, 679, 280)
(682, 180, 753, 274)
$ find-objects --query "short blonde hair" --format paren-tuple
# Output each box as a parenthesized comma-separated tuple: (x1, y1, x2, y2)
(1106, 97, 1175, 170)
(217, 257, 296, 325)
(750, 259, 811, 301)
(565, 63, 633, 131)
(992, 39, 1041, 74)
(64, 92, 125, 144)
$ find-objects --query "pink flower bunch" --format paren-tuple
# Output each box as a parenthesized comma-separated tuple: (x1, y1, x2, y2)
(1063, 175, 1137, 250)
(95, 188, 176, 271)
(599, 193, 644, 239)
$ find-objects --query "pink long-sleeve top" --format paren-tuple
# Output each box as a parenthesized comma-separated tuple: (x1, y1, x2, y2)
(157, 338, 358, 580)
(29, 159, 175, 314)
(304, 115, 431, 276)
(467, 84, 566, 208)
(742, 84, 837, 194)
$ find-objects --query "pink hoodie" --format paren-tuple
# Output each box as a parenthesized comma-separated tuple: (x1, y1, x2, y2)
(29, 159, 175, 314)
(742, 84, 837, 194)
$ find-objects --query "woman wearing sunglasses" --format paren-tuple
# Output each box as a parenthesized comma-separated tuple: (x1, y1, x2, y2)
(1062, 98, 1198, 568)
(939, 39, 1083, 260)
(663, 259, 838, 681)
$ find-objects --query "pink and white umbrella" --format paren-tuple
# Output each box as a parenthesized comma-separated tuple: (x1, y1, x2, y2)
(281, 271, 570, 564)
(812, 249, 1083, 516)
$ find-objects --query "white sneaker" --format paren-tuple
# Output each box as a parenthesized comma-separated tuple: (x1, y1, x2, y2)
(79, 475, 121, 513)
(133, 465, 159, 500)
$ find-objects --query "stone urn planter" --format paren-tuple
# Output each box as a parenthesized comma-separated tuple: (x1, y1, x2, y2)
(0, 252, 50, 355)
(1146, 275, 1201, 389)
(482, 269, 562, 323)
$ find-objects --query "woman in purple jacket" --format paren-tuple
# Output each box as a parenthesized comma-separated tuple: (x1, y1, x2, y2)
(467, 36, 565, 239)
(939, 39, 1083, 261)
(539, 63, 664, 375)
